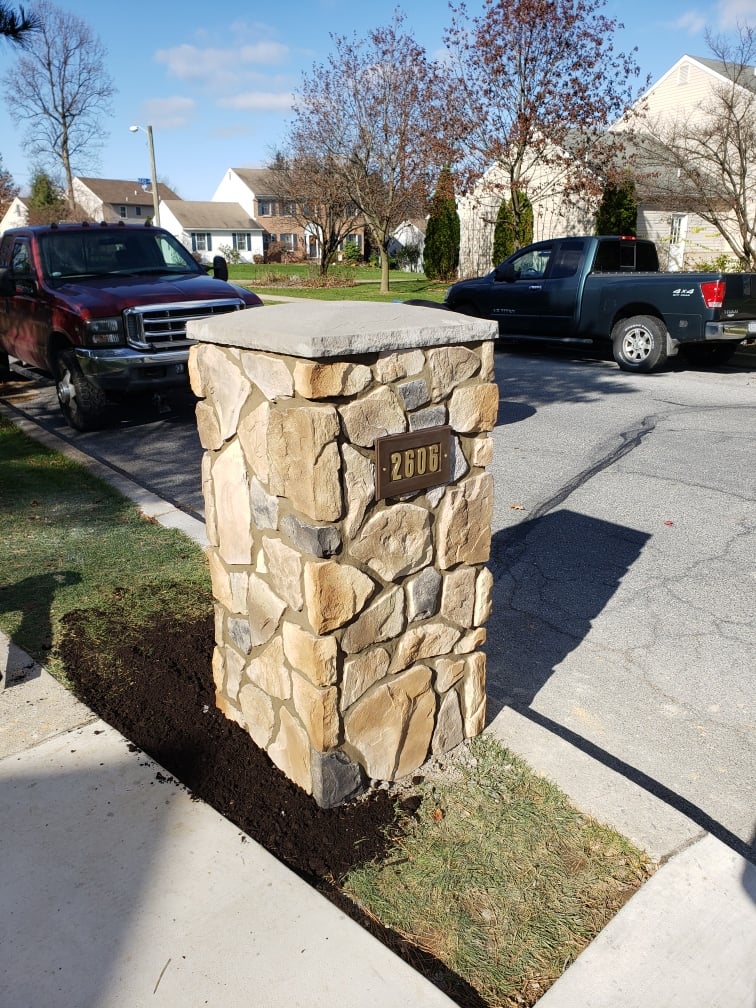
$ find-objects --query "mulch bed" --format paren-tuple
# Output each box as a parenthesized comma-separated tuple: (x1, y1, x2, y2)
(59, 610, 488, 1008)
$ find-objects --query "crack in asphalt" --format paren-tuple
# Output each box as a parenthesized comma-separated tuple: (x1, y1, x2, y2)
(489, 412, 658, 578)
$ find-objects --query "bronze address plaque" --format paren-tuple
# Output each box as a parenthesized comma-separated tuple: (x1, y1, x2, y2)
(375, 425, 452, 499)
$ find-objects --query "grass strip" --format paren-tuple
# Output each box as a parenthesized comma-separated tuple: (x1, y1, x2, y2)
(0, 414, 212, 679)
(344, 734, 653, 1007)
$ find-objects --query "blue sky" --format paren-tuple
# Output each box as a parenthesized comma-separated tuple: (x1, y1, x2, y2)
(0, 0, 753, 201)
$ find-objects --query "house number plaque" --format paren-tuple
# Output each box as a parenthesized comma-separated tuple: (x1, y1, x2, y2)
(375, 426, 452, 499)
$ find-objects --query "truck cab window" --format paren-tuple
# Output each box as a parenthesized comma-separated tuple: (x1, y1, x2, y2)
(549, 242, 586, 279)
(11, 242, 33, 276)
(510, 244, 553, 279)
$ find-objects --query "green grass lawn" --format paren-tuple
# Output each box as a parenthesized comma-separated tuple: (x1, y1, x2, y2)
(0, 416, 211, 681)
(228, 262, 449, 303)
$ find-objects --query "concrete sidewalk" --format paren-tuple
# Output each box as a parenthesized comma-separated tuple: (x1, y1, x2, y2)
(0, 642, 458, 1007)
(2, 408, 755, 1007)
(3, 641, 755, 1008)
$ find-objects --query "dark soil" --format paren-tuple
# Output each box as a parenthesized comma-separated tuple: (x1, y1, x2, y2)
(59, 610, 488, 1008)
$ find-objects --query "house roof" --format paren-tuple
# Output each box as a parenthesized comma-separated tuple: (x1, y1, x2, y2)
(693, 55, 756, 93)
(645, 54, 756, 98)
(228, 168, 277, 196)
(75, 177, 180, 204)
(162, 200, 262, 231)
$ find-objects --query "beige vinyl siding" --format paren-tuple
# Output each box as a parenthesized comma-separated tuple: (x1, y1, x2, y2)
(637, 209, 732, 269)
(642, 60, 727, 121)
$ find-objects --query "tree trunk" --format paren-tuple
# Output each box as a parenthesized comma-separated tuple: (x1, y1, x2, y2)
(379, 246, 390, 294)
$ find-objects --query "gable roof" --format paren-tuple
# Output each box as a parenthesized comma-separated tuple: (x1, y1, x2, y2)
(693, 55, 756, 93)
(644, 54, 756, 99)
(162, 200, 262, 231)
(75, 177, 180, 204)
(228, 168, 277, 196)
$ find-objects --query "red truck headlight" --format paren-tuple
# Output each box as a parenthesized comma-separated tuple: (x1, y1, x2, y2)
(84, 318, 124, 347)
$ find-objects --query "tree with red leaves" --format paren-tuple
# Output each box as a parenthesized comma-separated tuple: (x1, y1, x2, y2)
(443, 0, 647, 236)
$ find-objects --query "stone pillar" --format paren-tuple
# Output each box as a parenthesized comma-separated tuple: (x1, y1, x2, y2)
(188, 301, 498, 807)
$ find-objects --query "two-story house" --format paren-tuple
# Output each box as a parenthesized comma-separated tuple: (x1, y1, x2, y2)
(0, 178, 181, 234)
(72, 177, 180, 223)
(616, 54, 756, 269)
(213, 167, 366, 262)
(213, 168, 307, 259)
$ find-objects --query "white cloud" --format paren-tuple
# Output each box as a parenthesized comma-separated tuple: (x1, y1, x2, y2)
(217, 91, 295, 112)
(155, 41, 290, 84)
(673, 10, 707, 34)
(716, 0, 756, 27)
(673, 0, 755, 36)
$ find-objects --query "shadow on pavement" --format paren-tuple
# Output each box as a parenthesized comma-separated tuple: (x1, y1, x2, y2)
(483, 508, 755, 864)
(484, 508, 649, 713)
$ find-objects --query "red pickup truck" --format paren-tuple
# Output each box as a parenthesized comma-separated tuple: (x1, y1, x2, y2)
(0, 221, 262, 429)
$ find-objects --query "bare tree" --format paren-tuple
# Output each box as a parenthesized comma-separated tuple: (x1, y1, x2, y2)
(266, 154, 364, 277)
(0, 3, 38, 46)
(288, 12, 452, 293)
(443, 0, 648, 236)
(630, 24, 756, 268)
(2, 0, 115, 208)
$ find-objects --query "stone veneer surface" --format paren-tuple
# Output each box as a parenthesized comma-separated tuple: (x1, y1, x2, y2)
(189, 301, 498, 806)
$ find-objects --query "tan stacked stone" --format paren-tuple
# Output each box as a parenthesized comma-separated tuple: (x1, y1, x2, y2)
(189, 301, 497, 807)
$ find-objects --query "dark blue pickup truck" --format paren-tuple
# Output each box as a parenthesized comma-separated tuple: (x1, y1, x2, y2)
(444, 235, 756, 372)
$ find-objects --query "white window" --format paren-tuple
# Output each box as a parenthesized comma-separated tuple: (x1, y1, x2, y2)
(670, 214, 687, 245)
(191, 232, 212, 252)
(280, 200, 296, 216)
(279, 233, 298, 250)
(232, 233, 251, 252)
(343, 233, 362, 251)
(257, 199, 274, 216)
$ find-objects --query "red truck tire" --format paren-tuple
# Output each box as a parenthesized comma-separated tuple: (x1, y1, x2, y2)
(55, 349, 109, 431)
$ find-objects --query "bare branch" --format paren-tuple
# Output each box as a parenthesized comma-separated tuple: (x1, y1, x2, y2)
(630, 23, 756, 266)
(284, 12, 452, 292)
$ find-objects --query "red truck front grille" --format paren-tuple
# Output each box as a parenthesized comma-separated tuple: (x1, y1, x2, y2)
(123, 299, 244, 351)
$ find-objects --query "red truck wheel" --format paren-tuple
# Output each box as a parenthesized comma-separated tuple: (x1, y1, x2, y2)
(55, 349, 109, 431)
(611, 316, 668, 373)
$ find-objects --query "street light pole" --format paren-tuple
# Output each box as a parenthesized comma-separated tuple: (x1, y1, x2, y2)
(129, 124, 160, 226)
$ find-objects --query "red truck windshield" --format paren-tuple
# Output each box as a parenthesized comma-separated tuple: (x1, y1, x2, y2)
(39, 228, 202, 281)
